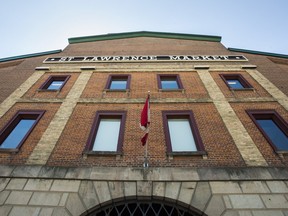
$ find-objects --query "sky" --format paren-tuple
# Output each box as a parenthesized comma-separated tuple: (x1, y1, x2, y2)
(0, 0, 287, 59)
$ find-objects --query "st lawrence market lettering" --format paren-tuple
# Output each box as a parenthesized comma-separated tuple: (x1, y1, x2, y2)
(44, 55, 247, 63)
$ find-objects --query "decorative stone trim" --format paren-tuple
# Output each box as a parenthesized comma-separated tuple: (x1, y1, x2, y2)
(1, 165, 288, 181)
(39, 63, 247, 73)
(16, 97, 276, 104)
(0, 71, 45, 118)
(197, 69, 267, 166)
(246, 69, 288, 111)
(26, 71, 93, 165)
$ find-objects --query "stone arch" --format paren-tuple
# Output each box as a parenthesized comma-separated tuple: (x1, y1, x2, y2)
(81, 196, 206, 216)
(73, 180, 212, 216)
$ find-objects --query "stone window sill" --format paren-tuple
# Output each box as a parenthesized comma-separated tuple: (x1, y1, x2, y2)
(37, 89, 60, 92)
(103, 89, 130, 92)
(83, 151, 123, 156)
(167, 151, 207, 160)
(230, 88, 254, 91)
(0, 148, 19, 153)
(159, 89, 185, 93)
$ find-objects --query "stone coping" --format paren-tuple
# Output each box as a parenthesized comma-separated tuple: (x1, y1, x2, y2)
(17, 97, 277, 104)
(0, 165, 288, 181)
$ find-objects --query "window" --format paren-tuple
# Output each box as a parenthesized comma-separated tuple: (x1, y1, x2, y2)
(220, 74, 253, 90)
(85, 111, 127, 153)
(0, 110, 45, 151)
(162, 111, 205, 154)
(39, 75, 70, 91)
(105, 75, 131, 90)
(247, 110, 288, 152)
(157, 74, 183, 90)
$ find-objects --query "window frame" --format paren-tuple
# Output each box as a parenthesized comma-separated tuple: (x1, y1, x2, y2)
(0, 110, 45, 152)
(246, 110, 288, 153)
(157, 74, 184, 91)
(85, 111, 127, 155)
(220, 74, 253, 90)
(162, 110, 205, 155)
(39, 75, 70, 91)
(105, 74, 131, 91)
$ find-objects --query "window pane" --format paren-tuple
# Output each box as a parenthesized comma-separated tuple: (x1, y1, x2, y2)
(161, 79, 179, 89)
(168, 119, 197, 151)
(110, 80, 127, 89)
(227, 79, 244, 89)
(1, 119, 35, 149)
(93, 118, 121, 151)
(257, 119, 288, 150)
(47, 81, 64, 90)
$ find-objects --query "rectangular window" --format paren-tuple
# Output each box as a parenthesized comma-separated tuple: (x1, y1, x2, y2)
(0, 110, 45, 151)
(105, 75, 131, 90)
(85, 111, 126, 153)
(162, 111, 205, 155)
(220, 74, 253, 90)
(39, 75, 70, 91)
(93, 118, 121, 151)
(168, 118, 197, 151)
(47, 80, 65, 90)
(247, 110, 288, 152)
(157, 74, 183, 90)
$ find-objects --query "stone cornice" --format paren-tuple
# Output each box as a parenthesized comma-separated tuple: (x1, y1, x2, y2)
(1, 165, 288, 181)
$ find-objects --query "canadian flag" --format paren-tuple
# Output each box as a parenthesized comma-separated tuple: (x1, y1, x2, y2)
(140, 95, 150, 146)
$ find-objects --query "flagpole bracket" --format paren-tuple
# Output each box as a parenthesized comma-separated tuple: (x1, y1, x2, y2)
(143, 161, 149, 168)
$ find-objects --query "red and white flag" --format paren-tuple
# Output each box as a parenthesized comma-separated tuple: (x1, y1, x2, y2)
(140, 95, 150, 146)
(141, 133, 149, 146)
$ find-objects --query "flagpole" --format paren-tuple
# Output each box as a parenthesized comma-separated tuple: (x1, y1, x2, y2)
(144, 131, 148, 168)
(144, 91, 150, 168)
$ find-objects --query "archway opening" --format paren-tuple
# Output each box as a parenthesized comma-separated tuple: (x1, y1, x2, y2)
(83, 196, 206, 216)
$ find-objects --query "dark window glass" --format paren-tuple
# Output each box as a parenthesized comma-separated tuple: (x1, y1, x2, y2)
(247, 110, 288, 152)
(157, 75, 183, 90)
(39, 75, 70, 91)
(110, 79, 127, 90)
(256, 119, 288, 151)
(105, 75, 131, 90)
(47, 80, 65, 90)
(161, 78, 179, 89)
(220, 74, 253, 90)
(0, 119, 35, 149)
(0, 110, 45, 150)
(226, 79, 244, 89)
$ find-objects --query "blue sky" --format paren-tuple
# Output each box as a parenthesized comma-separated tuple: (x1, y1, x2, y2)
(0, 0, 287, 58)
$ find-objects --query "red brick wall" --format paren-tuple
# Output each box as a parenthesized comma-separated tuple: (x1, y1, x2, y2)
(231, 102, 288, 166)
(47, 103, 245, 167)
(0, 102, 60, 165)
(62, 37, 231, 56)
(210, 71, 272, 98)
(228, 52, 288, 96)
(23, 72, 80, 99)
(0, 56, 47, 103)
(81, 72, 209, 99)
(1, 37, 288, 168)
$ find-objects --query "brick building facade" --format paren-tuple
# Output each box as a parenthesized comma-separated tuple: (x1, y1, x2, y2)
(0, 31, 287, 215)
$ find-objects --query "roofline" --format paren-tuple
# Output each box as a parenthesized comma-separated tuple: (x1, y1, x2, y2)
(0, 49, 62, 63)
(68, 31, 222, 44)
(228, 48, 288, 59)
